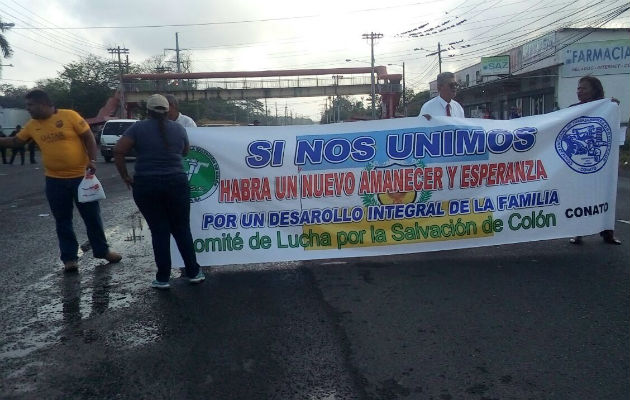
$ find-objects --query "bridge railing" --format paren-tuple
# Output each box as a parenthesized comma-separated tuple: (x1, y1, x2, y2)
(124, 75, 375, 93)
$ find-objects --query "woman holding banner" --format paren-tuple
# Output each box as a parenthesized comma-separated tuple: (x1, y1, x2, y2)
(569, 75, 621, 245)
(113, 94, 206, 289)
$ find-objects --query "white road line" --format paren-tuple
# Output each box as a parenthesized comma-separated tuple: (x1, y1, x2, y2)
(617, 220, 630, 225)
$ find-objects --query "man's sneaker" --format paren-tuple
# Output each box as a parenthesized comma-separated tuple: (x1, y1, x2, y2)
(102, 251, 122, 263)
(151, 280, 170, 290)
(63, 260, 79, 273)
(189, 271, 206, 284)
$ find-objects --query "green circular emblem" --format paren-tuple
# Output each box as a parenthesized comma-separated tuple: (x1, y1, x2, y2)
(183, 146, 220, 203)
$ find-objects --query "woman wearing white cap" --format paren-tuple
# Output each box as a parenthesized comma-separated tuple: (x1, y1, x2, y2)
(113, 94, 205, 289)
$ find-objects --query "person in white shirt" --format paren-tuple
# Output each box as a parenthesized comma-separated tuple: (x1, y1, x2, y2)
(164, 94, 197, 128)
(419, 72, 465, 120)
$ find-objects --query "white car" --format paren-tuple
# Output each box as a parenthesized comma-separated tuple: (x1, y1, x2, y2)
(99, 119, 138, 162)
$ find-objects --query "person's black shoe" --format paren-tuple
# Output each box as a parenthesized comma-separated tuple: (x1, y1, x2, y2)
(601, 231, 621, 245)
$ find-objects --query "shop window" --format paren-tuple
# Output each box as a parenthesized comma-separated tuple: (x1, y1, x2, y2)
(521, 97, 530, 116)
(544, 93, 555, 113)
(530, 95, 544, 115)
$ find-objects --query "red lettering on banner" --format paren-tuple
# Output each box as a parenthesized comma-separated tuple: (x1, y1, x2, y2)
(301, 172, 355, 198)
(357, 167, 444, 195)
(459, 160, 547, 188)
(219, 177, 272, 202)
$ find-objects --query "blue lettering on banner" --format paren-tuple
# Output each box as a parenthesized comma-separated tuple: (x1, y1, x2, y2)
(246, 140, 286, 168)
(245, 128, 538, 167)
(294, 137, 376, 165)
(386, 127, 537, 159)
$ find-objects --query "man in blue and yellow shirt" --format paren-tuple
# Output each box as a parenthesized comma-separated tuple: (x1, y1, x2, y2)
(0, 89, 121, 272)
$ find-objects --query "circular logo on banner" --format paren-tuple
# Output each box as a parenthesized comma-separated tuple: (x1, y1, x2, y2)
(555, 116, 612, 174)
(183, 146, 220, 203)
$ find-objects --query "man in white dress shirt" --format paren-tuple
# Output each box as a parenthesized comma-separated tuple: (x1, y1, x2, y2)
(419, 72, 465, 120)
(164, 94, 197, 128)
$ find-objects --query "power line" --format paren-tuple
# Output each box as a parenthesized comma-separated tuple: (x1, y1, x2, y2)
(0, 4, 104, 54)
(441, 0, 620, 63)
(2, 0, 106, 49)
(5, 1, 445, 31)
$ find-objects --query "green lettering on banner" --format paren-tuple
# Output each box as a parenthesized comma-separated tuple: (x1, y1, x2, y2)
(249, 232, 272, 249)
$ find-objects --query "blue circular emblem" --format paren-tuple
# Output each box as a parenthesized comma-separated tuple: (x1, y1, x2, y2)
(555, 116, 612, 174)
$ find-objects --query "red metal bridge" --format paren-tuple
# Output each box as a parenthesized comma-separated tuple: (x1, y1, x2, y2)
(88, 66, 402, 123)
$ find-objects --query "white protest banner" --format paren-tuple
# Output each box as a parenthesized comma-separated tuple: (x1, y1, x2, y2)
(173, 100, 620, 267)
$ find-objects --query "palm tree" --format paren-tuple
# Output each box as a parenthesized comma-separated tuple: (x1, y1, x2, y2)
(0, 19, 14, 59)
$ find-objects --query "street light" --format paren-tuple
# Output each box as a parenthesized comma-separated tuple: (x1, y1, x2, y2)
(388, 63, 406, 117)
(0, 64, 13, 80)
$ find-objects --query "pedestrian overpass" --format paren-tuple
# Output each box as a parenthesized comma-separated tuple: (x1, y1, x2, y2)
(120, 66, 402, 118)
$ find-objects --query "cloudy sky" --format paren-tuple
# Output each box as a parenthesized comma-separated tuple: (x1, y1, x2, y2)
(1, 0, 628, 120)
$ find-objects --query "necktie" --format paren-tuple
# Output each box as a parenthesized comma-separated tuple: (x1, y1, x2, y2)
(446, 103, 451, 117)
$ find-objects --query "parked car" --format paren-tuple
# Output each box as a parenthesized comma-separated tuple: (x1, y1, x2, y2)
(99, 119, 138, 162)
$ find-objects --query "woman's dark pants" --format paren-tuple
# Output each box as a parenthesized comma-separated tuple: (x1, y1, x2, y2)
(132, 173, 200, 282)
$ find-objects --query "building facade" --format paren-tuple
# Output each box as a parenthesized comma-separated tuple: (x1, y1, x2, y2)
(433, 28, 630, 126)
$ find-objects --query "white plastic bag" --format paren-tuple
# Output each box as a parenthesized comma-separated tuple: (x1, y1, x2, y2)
(77, 173, 106, 203)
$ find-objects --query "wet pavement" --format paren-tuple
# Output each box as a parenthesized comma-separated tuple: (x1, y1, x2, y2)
(0, 161, 628, 399)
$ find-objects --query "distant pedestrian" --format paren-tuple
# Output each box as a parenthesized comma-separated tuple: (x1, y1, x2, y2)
(509, 106, 520, 119)
(0, 126, 6, 164)
(0, 89, 122, 272)
(420, 72, 465, 120)
(113, 94, 205, 289)
(28, 139, 37, 164)
(9, 125, 25, 165)
(164, 94, 197, 128)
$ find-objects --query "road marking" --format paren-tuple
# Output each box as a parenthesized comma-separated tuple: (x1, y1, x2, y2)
(617, 220, 630, 225)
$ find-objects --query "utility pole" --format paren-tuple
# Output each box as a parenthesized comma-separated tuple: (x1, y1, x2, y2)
(265, 98, 268, 124)
(362, 32, 383, 120)
(333, 75, 343, 122)
(165, 32, 185, 73)
(165, 32, 189, 86)
(403, 62, 407, 116)
(426, 42, 447, 74)
(108, 46, 129, 118)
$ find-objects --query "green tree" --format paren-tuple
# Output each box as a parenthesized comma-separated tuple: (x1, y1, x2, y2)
(0, 84, 28, 108)
(0, 18, 13, 59)
(406, 90, 430, 117)
(37, 55, 119, 118)
(320, 96, 371, 123)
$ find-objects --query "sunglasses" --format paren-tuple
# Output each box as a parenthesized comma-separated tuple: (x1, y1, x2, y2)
(448, 82, 459, 89)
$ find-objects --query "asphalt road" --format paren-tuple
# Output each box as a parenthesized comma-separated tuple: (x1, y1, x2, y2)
(0, 160, 628, 400)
